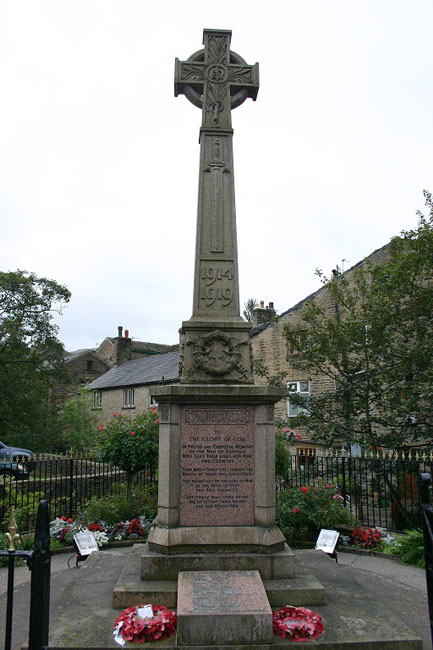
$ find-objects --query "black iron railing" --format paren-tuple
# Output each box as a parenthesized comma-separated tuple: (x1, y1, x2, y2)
(1, 456, 157, 532)
(1, 500, 51, 650)
(420, 472, 433, 648)
(281, 448, 433, 531)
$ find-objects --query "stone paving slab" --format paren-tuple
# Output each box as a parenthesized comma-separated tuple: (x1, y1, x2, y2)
(43, 547, 423, 650)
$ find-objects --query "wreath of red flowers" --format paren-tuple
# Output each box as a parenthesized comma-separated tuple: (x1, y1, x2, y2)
(113, 604, 177, 644)
(272, 606, 325, 641)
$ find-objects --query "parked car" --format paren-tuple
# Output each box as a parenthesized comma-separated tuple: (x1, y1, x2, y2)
(0, 458, 30, 480)
(0, 440, 35, 472)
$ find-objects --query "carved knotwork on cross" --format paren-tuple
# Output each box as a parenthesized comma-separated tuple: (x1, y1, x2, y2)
(175, 29, 259, 130)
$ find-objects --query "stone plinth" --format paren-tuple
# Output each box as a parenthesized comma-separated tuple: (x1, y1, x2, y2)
(177, 570, 272, 646)
(148, 384, 286, 555)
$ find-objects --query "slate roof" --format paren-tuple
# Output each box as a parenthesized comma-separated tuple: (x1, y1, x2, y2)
(87, 348, 180, 390)
(131, 341, 177, 355)
(63, 348, 97, 363)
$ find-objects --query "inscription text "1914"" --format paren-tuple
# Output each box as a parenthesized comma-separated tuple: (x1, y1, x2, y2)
(200, 266, 233, 307)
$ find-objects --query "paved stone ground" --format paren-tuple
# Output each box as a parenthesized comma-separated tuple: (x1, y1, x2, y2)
(0, 548, 431, 650)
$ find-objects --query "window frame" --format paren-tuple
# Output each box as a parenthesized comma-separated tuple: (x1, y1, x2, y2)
(91, 390, 102, 410)
(123, 387, 135, 409)
(287, 380, 310, 417)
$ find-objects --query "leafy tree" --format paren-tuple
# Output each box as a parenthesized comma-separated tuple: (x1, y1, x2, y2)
(0, 270, 71, 448)
(97, 408, 159, 507)
(58, 386, 98, 453)
(283, 192, 433, 448)
(243, 297, 257, 322)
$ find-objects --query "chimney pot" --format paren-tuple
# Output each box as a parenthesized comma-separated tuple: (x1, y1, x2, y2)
(269, 301, 274, 309)
(260, 301, 265, 308)
(125, 329, 129, 339)
(117, 326, 123, 338)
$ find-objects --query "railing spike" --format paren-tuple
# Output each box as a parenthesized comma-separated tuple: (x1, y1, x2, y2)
(5, 507, 21, 551)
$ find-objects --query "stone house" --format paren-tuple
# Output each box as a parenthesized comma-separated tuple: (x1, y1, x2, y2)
(87, 348, 179, 422)
(96, 326, 175, 367)
(57, 326, 175, 405)
(250, 244, 391, 448)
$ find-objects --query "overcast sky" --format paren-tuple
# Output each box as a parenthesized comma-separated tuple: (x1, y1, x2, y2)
(1, 1, 432, 351)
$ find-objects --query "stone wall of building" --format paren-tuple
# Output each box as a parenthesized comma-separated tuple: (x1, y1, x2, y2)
(53, 352, 110, 404)
(96, 338, 115, 366)
(91, 385, 155, 423)
(251, 244, 391, 434)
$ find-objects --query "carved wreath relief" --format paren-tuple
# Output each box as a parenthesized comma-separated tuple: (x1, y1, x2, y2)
(185, 330, 249, 379)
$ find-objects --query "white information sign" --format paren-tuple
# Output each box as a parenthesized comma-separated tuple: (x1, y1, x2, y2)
(315, 529, 339, 554)
(73, 531, 99, 556)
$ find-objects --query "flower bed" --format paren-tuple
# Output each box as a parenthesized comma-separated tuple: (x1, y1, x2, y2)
(50, 514, 153, 548)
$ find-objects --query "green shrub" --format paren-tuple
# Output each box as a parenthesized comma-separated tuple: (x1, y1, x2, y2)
(275, 428, 290, 481)
(82, 483, 157, 525)
(97, 408, 159, 507)
(276, 483, 356, 543)
(398, 529, 425, 568)
(1, 479, 45, 532)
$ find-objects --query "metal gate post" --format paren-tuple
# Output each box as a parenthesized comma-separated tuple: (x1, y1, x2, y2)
(420, 472, 433, 648)
(28, 500, 51, 650)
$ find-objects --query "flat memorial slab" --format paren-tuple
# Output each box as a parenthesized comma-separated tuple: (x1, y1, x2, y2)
(177, 570, 273, 646)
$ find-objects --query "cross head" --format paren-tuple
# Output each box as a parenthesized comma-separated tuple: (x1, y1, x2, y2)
(175, 29, 259, 130)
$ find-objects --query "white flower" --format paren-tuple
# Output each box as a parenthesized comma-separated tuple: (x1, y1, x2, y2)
(92, 530, 109, 547)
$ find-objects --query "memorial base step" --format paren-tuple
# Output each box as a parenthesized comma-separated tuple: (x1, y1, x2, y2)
(140, 541, 296, 581)
(113, 545, 325, 609)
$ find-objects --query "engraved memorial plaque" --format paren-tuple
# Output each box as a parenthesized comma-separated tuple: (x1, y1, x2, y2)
(180, 405, 254, 526)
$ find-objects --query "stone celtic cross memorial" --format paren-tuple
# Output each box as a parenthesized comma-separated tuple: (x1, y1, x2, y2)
(114, 30, 320, 635)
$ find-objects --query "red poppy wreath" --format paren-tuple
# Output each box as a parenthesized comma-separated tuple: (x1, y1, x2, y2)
(113, 604, 177, 645)
(272, 606, 325, 641)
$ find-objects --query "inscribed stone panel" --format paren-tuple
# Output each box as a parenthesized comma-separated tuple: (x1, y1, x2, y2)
(179, 405, 254, 526)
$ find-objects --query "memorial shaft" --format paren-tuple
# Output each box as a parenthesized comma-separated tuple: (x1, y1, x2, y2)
(175, 29, 259, 384)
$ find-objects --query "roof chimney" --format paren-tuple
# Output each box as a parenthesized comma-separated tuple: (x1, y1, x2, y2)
(115, 326, 131, 365)
(252, 300, 277, 328)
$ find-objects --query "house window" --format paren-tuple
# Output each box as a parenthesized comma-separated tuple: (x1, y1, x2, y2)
(287, 380, 310, 417)
(92, 390, 102, 410)
(123, 388, 135, 408)
(86, 360, 93, 373)
(286, 331, 308, 357)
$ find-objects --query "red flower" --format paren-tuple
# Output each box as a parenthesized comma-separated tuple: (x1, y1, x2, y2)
(130, 431, 135, 436)
(295, 434, 301, 440)
(301, 486, 308, 493)
(292, 508, 301, 514)
(67, 517, 73, 523)
(154, 419, 160, 424)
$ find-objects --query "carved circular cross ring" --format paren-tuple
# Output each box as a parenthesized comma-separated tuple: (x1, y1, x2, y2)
(181, 49, 251, 110)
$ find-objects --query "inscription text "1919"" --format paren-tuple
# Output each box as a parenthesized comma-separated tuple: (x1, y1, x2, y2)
(200, 266, 233, 307)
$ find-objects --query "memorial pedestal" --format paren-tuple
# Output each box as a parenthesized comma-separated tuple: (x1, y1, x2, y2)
(148, 384, 285, 555)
